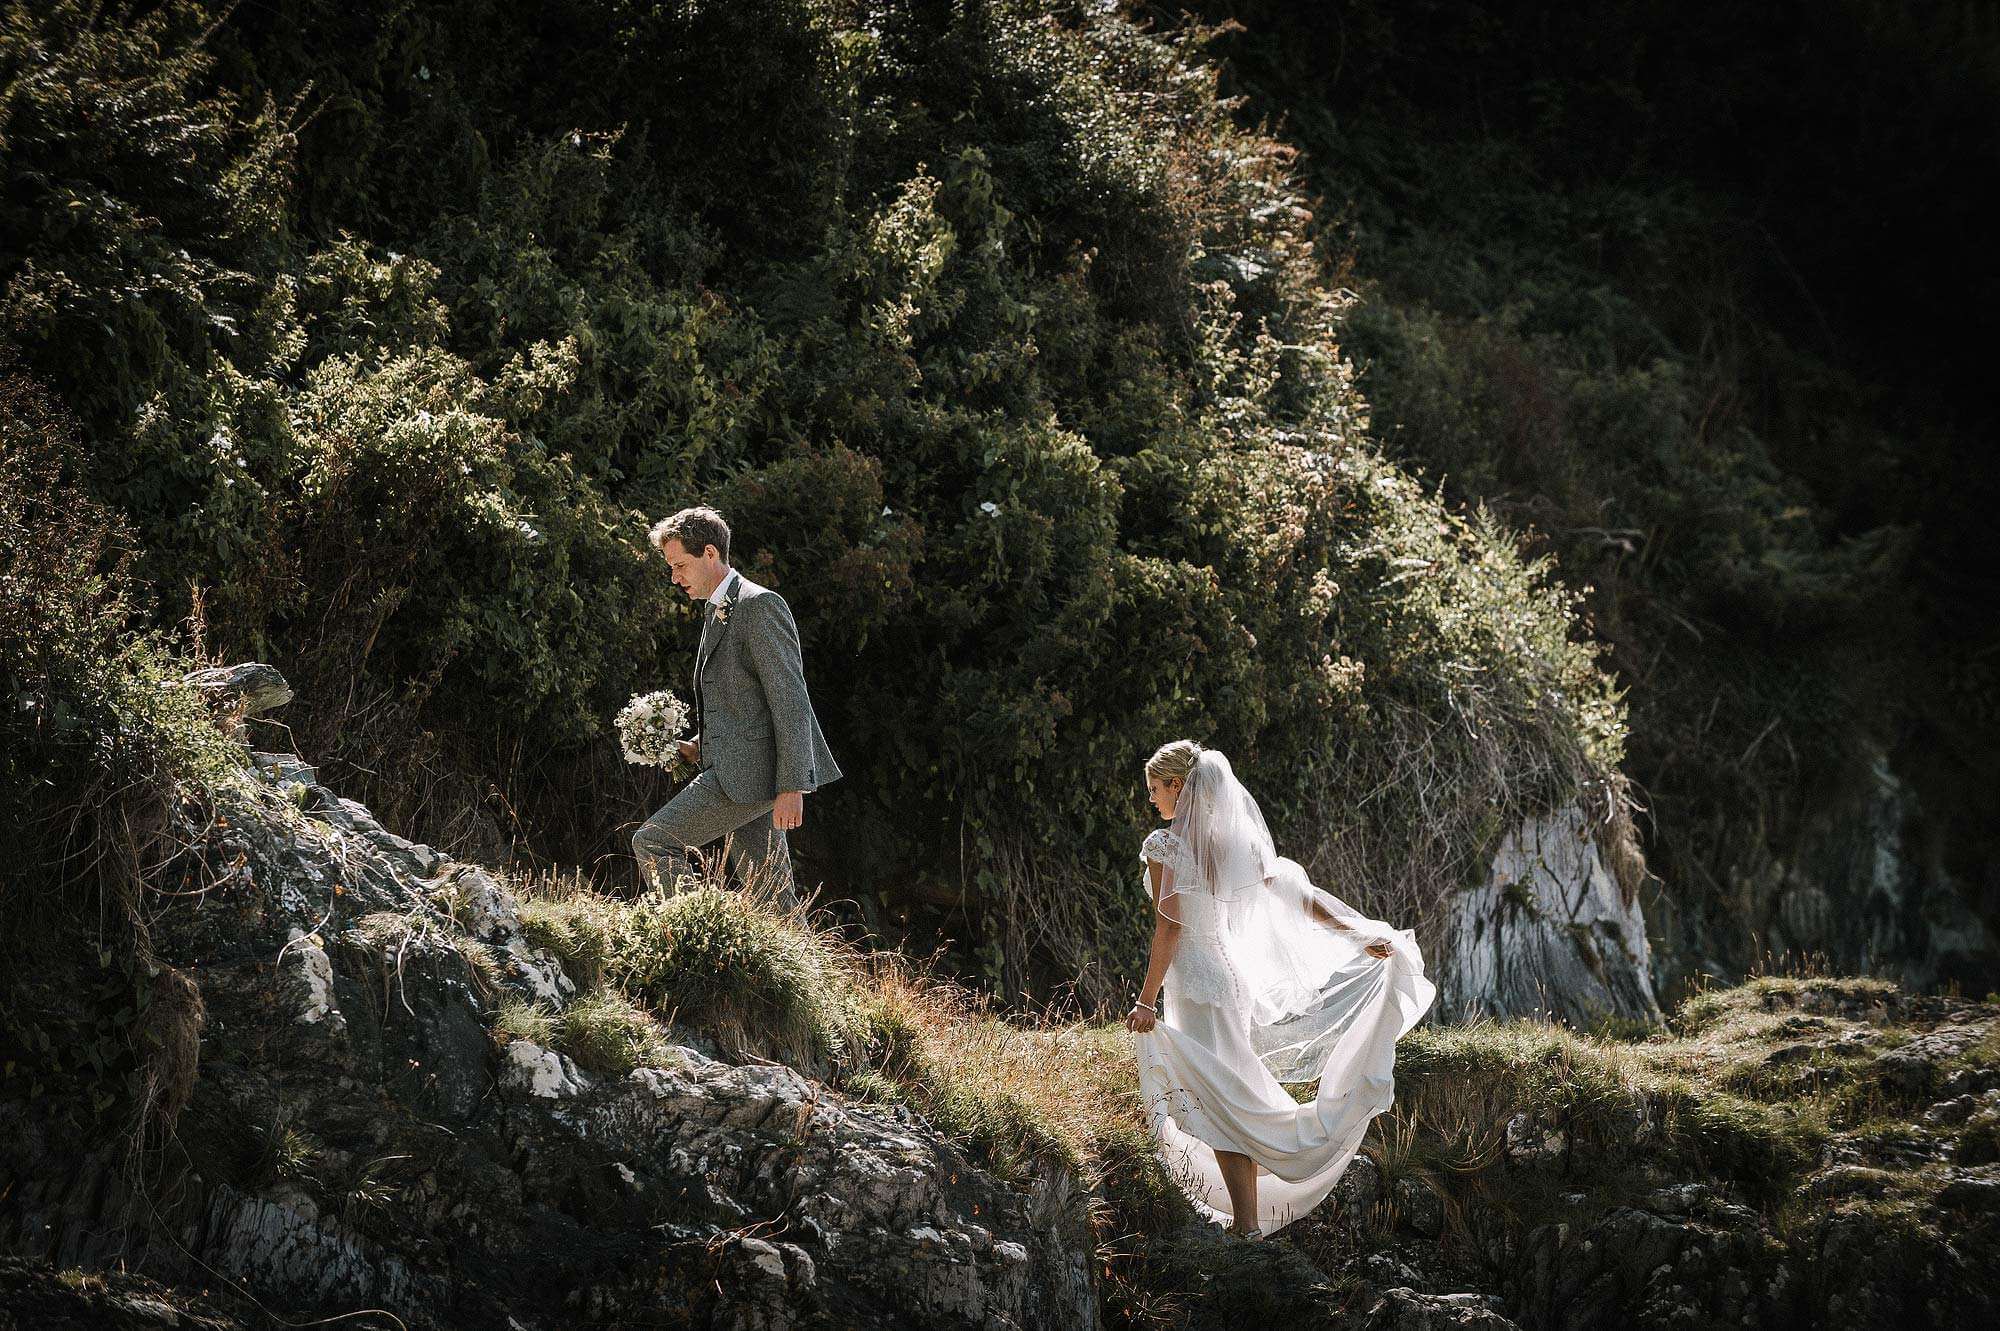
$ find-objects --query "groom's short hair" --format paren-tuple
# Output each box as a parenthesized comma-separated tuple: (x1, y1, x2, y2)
(651, 506, 731, 561)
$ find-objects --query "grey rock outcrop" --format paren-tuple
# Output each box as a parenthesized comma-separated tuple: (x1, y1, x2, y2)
(181, 663, 294, 741)
(1328, 1126, 2000, 1331)
(182, 662, 294, 716)
(1356, 1288, 1519, 1330)
(0, 1253, 275, 1329)
(1441, 804, 1662, 1027)
(0, 666, 1097, 1331)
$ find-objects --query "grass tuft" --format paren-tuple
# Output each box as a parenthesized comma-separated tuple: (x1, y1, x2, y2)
(602, 881, 866, 1077)
(552, 990, 680, 1079)
(492, 989, 679, 1080)
(491, 995, 554, 1046)
(518, 888, 624, 992)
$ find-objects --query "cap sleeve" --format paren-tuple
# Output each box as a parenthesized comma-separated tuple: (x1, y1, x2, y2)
(1141, 828, 1195, 887)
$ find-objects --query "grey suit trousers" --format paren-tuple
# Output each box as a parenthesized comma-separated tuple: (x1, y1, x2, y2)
(631, 770, 796, 907)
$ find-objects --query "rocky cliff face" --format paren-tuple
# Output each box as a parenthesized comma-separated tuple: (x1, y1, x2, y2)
(0, 670, 1096, 1331)
(1271, 977, 2000, 1331)
(1647, 746, 1998, 1002)
(1445, 742, 2000, 1029)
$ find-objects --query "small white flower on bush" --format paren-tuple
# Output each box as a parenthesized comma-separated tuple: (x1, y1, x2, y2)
(979, 500, 1000, 517)
(616, 690, 692, 772)
(1305, 567, 1339, 617)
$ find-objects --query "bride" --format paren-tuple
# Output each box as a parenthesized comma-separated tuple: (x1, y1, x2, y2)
(1125, 740, 1437, 1238)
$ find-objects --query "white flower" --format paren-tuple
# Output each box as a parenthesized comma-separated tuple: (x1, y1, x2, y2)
(1305, 568, 1339, 616)
(979, 500, 1000, 517)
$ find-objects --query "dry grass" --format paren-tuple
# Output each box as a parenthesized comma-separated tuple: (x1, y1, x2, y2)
(853, 960, 1148, 1176)
(505, 857, 1177, 1224)
(344, 907, 506, 1018)
(130, 963, 204, 1155)
(985, 836, 1146, 1012)
(1296, 687, 1639, 983)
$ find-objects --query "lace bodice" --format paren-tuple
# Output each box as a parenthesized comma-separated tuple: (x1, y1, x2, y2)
(1141, 828, 1246, 1008)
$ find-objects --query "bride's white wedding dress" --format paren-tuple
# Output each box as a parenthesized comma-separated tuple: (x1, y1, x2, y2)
(1133, 753, 1437, 1235)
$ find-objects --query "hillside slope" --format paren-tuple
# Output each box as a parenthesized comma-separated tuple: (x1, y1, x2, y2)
(1163, 0, 2000, 999)
(2, 664, 1995, 1328)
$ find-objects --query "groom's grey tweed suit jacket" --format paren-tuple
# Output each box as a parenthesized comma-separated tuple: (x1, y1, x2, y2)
(695, 573, 842, 805)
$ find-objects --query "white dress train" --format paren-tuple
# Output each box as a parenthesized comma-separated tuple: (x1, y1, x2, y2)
(1133, 826, 1437, 1235)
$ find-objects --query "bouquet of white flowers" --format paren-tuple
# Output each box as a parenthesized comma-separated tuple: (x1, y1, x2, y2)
(616, 690, 693, 775)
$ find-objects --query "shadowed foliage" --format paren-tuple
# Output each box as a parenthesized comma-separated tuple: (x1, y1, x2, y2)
(2, 0, 1628, 1008)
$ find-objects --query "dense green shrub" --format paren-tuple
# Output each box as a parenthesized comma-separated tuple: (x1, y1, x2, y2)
(0, 361, 241, 1144)
(1341, 299, 1905, 899)
(0, 366, 239, 849)
(2, 0, 1629, 1005)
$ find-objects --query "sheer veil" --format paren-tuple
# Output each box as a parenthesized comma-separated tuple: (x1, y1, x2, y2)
(1168, 749, 1435, 1081)
(1168, 748, 1278, 905)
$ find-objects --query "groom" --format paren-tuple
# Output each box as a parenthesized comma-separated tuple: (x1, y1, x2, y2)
(632, 506, 841, 908)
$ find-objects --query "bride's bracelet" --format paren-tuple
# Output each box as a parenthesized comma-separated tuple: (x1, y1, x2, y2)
(1133, 999, 1156, 1014)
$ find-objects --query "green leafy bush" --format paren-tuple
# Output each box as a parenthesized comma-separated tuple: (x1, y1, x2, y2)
(3, 0, 1630, 1006)
(0, 367, 240, 846)
(0, 362, 238, 1147)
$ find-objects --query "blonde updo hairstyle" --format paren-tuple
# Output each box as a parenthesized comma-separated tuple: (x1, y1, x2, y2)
(1145, 739, 1204, 788)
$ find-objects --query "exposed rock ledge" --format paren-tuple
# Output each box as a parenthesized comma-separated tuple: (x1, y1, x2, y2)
(0, 666, 1096, 1331)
